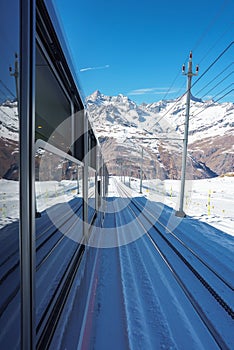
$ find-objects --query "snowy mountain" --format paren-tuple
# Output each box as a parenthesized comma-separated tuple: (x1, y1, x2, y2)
(87, 90, 234, 179)
(0, 100, 19, 179)
(0, 93, 233, 180)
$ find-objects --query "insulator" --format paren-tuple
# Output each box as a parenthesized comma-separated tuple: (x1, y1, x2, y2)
(182, 64, 185, 72)
(196, 65, 199, 72)
(189, 51, 192, 59)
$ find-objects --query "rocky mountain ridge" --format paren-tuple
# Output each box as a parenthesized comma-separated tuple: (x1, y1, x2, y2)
(87, 90, 233, 179)
(0, 93, 233, 180)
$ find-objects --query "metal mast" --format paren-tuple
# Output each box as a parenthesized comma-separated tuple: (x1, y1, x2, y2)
(175, 51, 198, 217)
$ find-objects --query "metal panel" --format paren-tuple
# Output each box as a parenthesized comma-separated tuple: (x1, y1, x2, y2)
(20, 0, 36, 349)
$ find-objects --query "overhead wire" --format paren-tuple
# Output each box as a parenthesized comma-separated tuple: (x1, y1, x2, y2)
(148, 37, 233, 133)
(148, 42, 233, 132)
(197, 23, 234, 65)
(195, 62, 233, 95)
(191, 41, 233, 89)
(0, 80, 15, 99)
(200, 71, 233, 99)
(161, 71, 181, 101)
(147, 10, 233, 140)
(191, 0, 232, 52)
(0, 87, 8, 99)
(148, 93, 186, 132)
(176, 42, 234, 126)
(212, 83, 233, 100)
(214, 88, 234, 102)
(191, 88, 234, 120)
(175, 84, 234, 129)
(160, 0, 232, 104)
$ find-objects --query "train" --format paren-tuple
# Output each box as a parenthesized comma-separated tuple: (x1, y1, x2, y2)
(0, 1, 108, 349)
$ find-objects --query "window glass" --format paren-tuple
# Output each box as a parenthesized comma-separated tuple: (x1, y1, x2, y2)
(88, 167, 96, 223)
(0, 0, 20, 348)
(35, 42, 84, 336)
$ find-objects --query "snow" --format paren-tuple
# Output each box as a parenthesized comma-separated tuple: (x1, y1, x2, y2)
(126, 175, 234, 236)
(87, 91, 234, 150)
(49, 177, 234, 349)
(87, 92, 234, 184)
(0, 179, 81, 229)
(0, 174, 233, 235)
(0, 100, 19, 140)
(1, 94, 233, 348)
(0, 176, 234, 349)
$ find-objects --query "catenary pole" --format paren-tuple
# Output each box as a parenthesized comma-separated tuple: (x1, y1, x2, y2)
(140, 147, 143, 193)
(176, 52, 198, 217)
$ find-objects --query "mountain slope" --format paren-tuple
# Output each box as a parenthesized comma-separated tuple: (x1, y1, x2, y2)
(0, 101, 19, 179)
(0, 94, 233, 180)
(87, 91, 233, 179)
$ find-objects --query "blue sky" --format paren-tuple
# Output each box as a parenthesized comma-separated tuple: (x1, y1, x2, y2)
(53, 0, 233, 104)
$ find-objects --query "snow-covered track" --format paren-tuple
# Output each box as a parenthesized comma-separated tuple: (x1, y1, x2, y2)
(115, 179, 233, 350)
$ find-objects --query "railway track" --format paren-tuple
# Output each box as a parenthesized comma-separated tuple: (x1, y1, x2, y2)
(115, 179, 233, 350)
(1, 178, 233, 349)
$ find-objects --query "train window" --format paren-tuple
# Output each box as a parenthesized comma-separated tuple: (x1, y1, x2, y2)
(34, 142, 84, 335)
(88, 167, 96, 223)
(35, 140, 83, 215)
(36, 43, 72, 152)
(0, 0, 20, 348)
(35, 14, 85, 341)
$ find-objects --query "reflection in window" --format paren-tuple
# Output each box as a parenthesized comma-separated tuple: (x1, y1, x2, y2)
(36, 44, 72, 152)
(88, 167, 96, 223)
(0, 1, 20, 349)
(34, 145, 84, 331)
(35, 146, 83, 214)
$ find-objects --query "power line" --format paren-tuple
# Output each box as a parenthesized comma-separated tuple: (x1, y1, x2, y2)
(195, 62, 233, 95)
(200, 71, 233, 99)
(192, 41, 233, 89)
(148, 93, 186, 132)
(212, 83, 233, 100)
(161, 71, 181, 101)
(0, 87, 8, 99)
(191, 0, 232, 52)
(214, 88, 234, 102)
(189, 87, 233, 120)
(198, 23, 234, 65)
(146, 42, 233, 135)
(154, 0, 232, 113)
(150, 43, 233, 131)
(0, 80, 15, 99)
(175, 81, 233, 129)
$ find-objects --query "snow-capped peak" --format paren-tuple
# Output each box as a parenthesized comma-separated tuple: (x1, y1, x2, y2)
(86, 91, 234, 178)
(88, 90, 102, 101)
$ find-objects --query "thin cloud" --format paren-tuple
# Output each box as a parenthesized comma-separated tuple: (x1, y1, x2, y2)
(128, 87, 178, 96)
(80, 64, 110, 72)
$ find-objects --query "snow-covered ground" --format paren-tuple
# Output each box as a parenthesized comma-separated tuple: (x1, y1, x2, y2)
(50, 177, 234, 350)
(114, 175, 234, 236)
(1, 176, 233, 349)
(0, 179, 81, 229)
(0, 175, 233, 236)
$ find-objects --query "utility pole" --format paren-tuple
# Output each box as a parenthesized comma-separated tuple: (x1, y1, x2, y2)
(176, 51, 198, 217)
(140, 147, 143, 194)
(77, 165, 80, 194)
(129, 166, 131, 188)
(9, 53, 19, 103)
